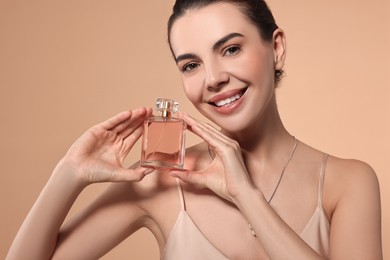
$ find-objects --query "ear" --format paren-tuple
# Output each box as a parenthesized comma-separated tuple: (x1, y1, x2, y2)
(272, 28, 287, 70)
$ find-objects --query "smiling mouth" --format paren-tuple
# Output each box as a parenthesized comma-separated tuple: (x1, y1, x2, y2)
(209, 87, 247, 107)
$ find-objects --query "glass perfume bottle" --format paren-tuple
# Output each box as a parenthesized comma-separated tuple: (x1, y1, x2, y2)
(141, 98, 187, 170)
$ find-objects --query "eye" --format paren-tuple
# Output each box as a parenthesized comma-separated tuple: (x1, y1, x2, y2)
(224, 46, 241, 56)
(182, 63, 200, 72)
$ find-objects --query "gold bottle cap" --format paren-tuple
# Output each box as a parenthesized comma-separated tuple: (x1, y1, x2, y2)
(156, 98, 179, 118)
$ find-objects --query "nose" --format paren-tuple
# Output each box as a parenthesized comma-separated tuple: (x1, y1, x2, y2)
(204, 61, 229, 91)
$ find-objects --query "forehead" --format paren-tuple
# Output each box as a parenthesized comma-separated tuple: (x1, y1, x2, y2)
(170, 2, 257, 55)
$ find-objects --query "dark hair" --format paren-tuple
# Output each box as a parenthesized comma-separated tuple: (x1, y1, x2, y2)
(167, 0, 284, 85)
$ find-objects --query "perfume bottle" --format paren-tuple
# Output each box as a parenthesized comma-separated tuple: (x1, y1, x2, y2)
(141, 98, 187, 170)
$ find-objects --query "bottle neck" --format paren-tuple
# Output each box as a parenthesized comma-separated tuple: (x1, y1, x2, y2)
(161, 110, 171, 118)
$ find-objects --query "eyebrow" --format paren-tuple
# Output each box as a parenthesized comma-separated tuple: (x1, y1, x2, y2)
(175, 53, 199, 64)
(213, 32, 244, 51)
(175, 32, 244, 64)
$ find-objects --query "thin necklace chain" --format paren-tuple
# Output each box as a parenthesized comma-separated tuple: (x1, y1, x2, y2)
(207, 136, 298, 237)
(267, 136, 298, 204)
(206, 136, 298, 204)
(249, 136, 298, 237)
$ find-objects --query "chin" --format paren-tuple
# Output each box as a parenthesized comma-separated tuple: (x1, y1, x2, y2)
(200, 109, 251, 134)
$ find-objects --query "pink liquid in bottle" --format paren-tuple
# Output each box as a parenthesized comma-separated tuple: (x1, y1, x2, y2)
(141, 98, 186, 170)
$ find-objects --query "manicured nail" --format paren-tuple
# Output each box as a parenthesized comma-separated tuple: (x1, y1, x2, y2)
(144, 168, 154, 174)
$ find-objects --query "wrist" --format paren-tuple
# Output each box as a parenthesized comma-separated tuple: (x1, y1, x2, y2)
(52, 158, 89, 191)
(231, 184, 266, 208)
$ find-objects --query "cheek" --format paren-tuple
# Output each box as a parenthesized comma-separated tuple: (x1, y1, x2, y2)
(181, 74, 204, 105)
(233, 47, 275, 84)
(247, 60, 271, 86)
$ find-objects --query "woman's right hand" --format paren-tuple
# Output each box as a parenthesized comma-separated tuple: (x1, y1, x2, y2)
(6, 107, 154, 260)
(58, 107, 154, 186)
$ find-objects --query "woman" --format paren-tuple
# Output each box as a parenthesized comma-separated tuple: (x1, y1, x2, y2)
(7, 0, 382, 259)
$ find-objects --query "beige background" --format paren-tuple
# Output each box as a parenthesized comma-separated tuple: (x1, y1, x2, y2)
(0, 0, 389, 259)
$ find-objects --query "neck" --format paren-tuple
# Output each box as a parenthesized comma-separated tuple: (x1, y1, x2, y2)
(221, 95, 295, 175)
(222, 95, 292, 161)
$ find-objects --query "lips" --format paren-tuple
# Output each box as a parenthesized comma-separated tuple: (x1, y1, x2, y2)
(208, 87, 247, 107)
(207, 87, 248, 114)
(214, 93, 242, 107)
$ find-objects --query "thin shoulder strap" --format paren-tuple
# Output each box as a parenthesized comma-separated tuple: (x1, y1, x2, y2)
(175, 178, 186, 211)
(318, 154, 329, 206)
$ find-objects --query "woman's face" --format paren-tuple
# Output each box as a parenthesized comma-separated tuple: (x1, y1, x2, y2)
(170, 2, 285, 133)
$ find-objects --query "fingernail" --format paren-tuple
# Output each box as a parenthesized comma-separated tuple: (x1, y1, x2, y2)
(144, 168, 154, 174)
(177, 111, 187, 118)
(192, 125, 200, 131)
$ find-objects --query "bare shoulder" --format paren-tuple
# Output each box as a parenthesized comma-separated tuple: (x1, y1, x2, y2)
(319, 155, 382, 258)
(323, 154, 381, 219)
(326, 155, 379, 194)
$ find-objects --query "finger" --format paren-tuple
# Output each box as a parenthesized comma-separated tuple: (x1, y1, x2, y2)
(192, 124, 244, 168)
(100, 110, 133, 130)
(118, 106, 153, 140)
(100, 107, 148, 133)
(190, 122, 236, 152)
(117, 116, 145, 140)
(180, 114, 241, 160)
(110, 166, 154, 182)
(179, 112, 202, 130)
(170, 169, 207, 188)
(180, 113, 213, 136)
(145, 107, 153, 116)
(196, 121, 234, 144)
(181, 113, 232, 144)
(117, 107, 154, 138)
(111, 108, 148, 134)
(120, 124, 145, 156)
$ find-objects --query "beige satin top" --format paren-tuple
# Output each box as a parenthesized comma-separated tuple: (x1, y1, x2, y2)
(163, 155, 330, 259)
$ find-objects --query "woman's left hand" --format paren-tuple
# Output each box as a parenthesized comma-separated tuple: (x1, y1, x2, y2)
(170, 113, 255, 203)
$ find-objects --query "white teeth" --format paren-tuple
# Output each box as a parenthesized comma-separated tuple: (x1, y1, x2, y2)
(215, 93, 242, 107)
